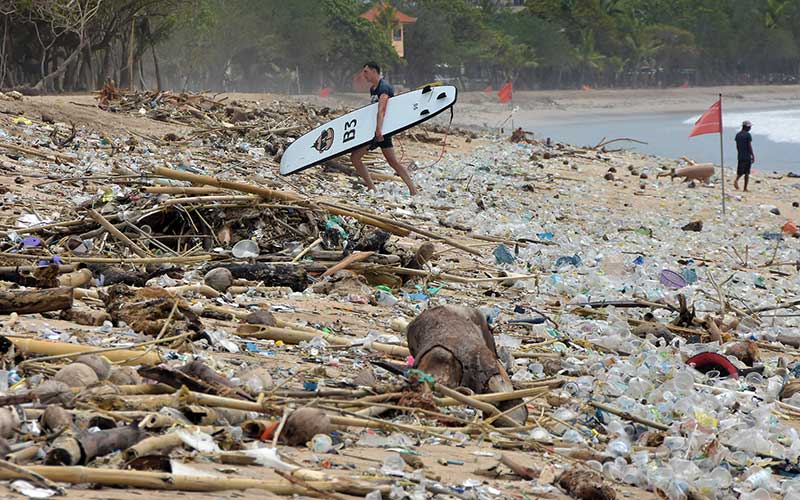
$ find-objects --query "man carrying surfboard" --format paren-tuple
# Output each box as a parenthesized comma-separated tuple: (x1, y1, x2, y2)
(350, 62, 418, 195)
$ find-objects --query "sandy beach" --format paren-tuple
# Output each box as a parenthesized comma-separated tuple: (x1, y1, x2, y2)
(280, 83, 800, 127)
(1, 87, 800, 499)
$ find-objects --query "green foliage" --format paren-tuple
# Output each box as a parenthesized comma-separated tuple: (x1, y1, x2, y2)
(5, 0, 800, 91)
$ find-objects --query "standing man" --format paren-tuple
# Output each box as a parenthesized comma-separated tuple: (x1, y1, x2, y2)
(734, 120, 755, 192)
(350, 62, 418, 195)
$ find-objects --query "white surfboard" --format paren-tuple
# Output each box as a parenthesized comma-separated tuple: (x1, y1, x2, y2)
(279, 85, 457, 175)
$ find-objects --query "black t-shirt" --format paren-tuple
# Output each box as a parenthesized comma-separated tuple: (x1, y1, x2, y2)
(735, 131, 752, 161)
(370, 79, 394, 103)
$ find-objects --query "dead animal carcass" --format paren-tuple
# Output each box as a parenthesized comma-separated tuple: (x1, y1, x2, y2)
(406, 305, 527, 425)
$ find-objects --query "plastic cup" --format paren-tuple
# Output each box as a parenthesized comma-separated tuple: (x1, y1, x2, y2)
(231, 239, 259, 258)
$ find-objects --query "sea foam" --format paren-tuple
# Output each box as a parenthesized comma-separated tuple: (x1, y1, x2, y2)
(684, 108, 800, 144)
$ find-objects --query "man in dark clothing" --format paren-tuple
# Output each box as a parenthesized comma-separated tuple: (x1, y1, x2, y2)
(734, 120, 755, 192)
(350, 62, 417, 195)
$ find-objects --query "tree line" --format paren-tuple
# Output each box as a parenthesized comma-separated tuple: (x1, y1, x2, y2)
(2, 0, 799, 93)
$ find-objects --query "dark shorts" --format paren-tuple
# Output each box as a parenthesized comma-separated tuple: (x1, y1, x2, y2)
(737, 160, 752, 176)
(369, 134, 393, 150)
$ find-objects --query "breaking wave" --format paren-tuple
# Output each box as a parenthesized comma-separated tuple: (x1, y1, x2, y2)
(684, 108, 800, 144)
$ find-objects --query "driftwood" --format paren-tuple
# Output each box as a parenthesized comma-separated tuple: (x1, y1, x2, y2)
(0, 287, 73, 314)
(592, 137, 647, 149)
(206, 263, 308, 292)
(46, 426, 145, 465)
(138, 360, 252, 401)
(151, 166, 407, 236)
(0, 265, 76, 285)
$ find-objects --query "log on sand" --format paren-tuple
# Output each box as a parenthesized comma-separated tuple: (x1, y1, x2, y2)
(0, 287, 73, 314)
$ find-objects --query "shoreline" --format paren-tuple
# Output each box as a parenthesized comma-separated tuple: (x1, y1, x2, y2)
(21, 83, 800, 131)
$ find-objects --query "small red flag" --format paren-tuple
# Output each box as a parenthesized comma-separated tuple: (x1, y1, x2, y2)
(319, 87, 332, 97)
(689, 99, 722, 137)
(497, 81, 512, 103)
(484, 85, 493, 93)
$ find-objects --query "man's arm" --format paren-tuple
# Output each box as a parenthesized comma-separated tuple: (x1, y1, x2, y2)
(375, 93, 389, 141)
(749, 137, 755, 163)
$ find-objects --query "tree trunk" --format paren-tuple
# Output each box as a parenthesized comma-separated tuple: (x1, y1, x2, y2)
(151, 45, 162, 91)
(100, 46, 112, 85)
(142, 18, 162, 91)
(0, 15, 8, 88)
(128, 17, 135, 90)
(84, 39, 95, 90)
(138, 55, 146, 89)
(34, 38, 90, 90)
(0, 287, 73, 314)
(67, 49, 83, 90)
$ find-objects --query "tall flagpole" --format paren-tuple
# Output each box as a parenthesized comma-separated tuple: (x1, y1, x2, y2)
(719, 93, 726, 215)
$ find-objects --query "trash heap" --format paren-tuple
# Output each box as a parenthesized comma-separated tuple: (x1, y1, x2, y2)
(0, 91, 800, 500)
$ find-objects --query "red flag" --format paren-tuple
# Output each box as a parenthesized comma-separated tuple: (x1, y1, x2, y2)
(689, 99, 722, 137)
(484, 85, 493, 93)
(497, 81, 512, 103)
(319, 87, 332, 97)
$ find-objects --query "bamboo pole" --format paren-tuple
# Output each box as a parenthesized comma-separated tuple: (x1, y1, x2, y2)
(432, 383, 520, 428)
(151, 166, 299, 202)
(235, 324, 410, 358)
(60, 255, 212, 265)
(5, 446, 41, 465)
(86, 208, 150, 258)
(588, 401, 669, 431)
(142, 186, 225, 195)
(161, 195, 256, 206)
(8, 337, 162, 366)
(353, 264, 538, 284)
(435, 386, 556, 407)
(0, 141, 75, 163)
(0, 466, 381, 495)
(123, 427, 214, 460)
(320, 251, 374, 277)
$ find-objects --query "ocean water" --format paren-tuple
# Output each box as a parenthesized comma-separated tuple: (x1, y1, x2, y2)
(519, 107, 800, 173)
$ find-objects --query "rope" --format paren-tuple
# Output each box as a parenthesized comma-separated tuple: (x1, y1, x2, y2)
(420, 106, 454, 171)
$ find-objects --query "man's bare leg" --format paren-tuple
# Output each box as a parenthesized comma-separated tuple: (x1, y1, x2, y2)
(350, 146, 375, 191)
(743, 174, 749, 192)
(381, 147, 418, 195)
(734, 175, 740, 190)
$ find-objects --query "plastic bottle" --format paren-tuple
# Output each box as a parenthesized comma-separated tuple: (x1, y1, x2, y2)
(375, 290, 398, 307)
(381, 453, 406, 476)
(310, 434, 333, 453)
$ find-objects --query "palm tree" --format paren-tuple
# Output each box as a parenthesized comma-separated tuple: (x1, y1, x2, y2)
(574, 30, 605, 86)
(623, 15, 661, 87)
(765, 0, 789, 29)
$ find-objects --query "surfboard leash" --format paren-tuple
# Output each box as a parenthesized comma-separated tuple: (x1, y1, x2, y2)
(398, 106, 453, 171)
(417, 106, 453, 170)
(423, 106, 454, 170)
